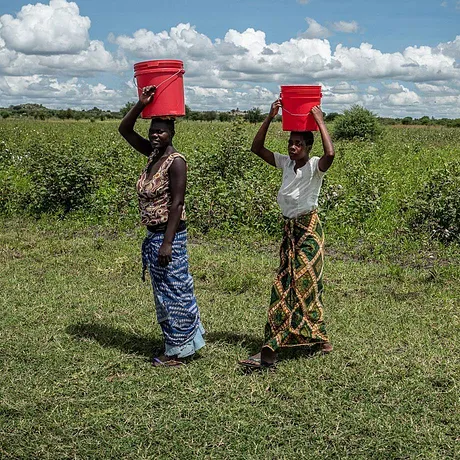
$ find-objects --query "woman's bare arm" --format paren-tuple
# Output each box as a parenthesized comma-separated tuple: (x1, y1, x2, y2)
(118, 86, 156, 157)
(251, 99, 282, 167)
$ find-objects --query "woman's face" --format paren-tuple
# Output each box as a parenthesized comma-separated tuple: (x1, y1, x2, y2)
(148, 122, 172, 149)
(288, 133, 310, 160)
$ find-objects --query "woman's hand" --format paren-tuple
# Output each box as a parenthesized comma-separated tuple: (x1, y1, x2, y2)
(140, 85, 156, 106)
(158, 241, 172, 267)
(310, 105, 325, 125)
(269, 99, 282, 120)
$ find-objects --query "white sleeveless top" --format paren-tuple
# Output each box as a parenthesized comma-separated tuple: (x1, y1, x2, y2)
(273, 153, 325, 218)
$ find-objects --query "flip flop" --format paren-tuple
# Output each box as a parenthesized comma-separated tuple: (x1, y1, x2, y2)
(238, 356, 276, 370)
(152, 357, 185, 367)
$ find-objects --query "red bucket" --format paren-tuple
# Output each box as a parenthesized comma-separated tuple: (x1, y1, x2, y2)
(280, 85, 322, 131)
(134, 60, 185, 119)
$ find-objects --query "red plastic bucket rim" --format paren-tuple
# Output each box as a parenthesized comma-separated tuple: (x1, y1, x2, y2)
(134, 59, 183, 70)
(280, 85, 321, 89)
(134, 68, 185, 77)
(281, 86, 321, 94)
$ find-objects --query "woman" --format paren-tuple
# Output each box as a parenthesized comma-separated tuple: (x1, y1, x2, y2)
(240, 99, 334, 369)
(119, 85, 205, 367)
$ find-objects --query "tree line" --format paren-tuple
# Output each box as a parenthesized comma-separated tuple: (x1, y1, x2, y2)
(1, 103, 459, 127)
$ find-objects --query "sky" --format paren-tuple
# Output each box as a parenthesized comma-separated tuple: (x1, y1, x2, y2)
(0, 0, 459, 117)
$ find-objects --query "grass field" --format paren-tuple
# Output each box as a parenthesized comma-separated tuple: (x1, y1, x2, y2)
(1, 217, 459, 459)
(1, 119, 459, 458)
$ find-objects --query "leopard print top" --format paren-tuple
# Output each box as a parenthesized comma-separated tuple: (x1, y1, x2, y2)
(136, 152, 187, 226)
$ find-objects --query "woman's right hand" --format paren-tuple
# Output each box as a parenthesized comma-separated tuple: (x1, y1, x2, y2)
(139, 85, 156, 106)
(269, 99, 282, 119)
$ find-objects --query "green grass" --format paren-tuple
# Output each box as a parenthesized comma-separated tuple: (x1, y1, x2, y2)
(1, 218, 459, 459)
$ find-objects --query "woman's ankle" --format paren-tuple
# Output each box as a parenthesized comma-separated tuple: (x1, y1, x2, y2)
(261, 346, 276, 364)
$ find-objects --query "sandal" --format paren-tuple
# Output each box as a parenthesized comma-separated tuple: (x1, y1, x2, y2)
(238, 356, 276, 370)
(152, 357, 185, 367)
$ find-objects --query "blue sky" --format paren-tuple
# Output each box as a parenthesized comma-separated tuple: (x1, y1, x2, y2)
(1, 0, 459, 117)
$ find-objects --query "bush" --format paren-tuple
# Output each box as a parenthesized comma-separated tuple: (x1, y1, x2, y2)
(319, 156, 386, 227)
(333, 105, 382, 141)
(25, 142, 100, 215)
(403, 162, 460, 244)
(186, 117, 281, 235)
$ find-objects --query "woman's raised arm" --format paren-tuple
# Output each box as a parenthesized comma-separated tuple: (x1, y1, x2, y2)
(118, 86, 156, 157)
(311, 106, 335, 173)
(250, 99, 282, 167)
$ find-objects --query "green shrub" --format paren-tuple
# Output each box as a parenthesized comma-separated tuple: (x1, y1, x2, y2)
(186, 117, 282, 235)
(25, 142, 100, 215)
(403, 162, 460, 243)
(1, 119, 459, 247)
(333, 105, 382, 141)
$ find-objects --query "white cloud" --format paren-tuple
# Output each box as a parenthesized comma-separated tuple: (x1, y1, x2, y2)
(300, 18, 331, 39)
(415, 82, 458, 93)
(382, 81, 405, 92)
(108, 24, 460, 115)
(387, 86, 421, 106)
(0, 1, 127, 77)
(323, 92, 360, 104)
(185, 85, 277, 111)
(0, 75, 129, 110)
(0, 38, 127, 77)
(330, 21, 359, 34)
(110, 23, 215, 60)
(330, 81, 358, 93)
(435, 35, 460, 59)
(113, 24, 460, 87)
(0, 0, 90, 55)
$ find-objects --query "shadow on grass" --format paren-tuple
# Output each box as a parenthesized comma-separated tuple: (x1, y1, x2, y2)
(66, 325, 323, 364)
(66, 323, 163, 360)
(205, 331, 324, 361)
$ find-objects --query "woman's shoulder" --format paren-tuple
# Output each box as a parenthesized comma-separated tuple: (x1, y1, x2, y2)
(273, 152, 291, 169)
(170, 152, 186, 163)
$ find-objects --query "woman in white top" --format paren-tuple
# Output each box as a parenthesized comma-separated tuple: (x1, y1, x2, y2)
(239, 99, 335, 369)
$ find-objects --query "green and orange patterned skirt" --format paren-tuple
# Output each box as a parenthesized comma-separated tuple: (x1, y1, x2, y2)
(264, 210, 329, 351)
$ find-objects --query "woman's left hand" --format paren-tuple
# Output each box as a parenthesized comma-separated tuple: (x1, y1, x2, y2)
(140, 85, 156, 106)
(310, 105, 325, 124)
(158, 242, 173, 267)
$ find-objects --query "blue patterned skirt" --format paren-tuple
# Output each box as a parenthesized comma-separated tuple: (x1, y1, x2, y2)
(142, 230, 205, 358)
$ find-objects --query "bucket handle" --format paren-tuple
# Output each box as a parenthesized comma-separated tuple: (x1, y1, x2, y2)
(282, 107, 316, 117)
(133, 68, 185, 91)
(279, 93, 322, 116)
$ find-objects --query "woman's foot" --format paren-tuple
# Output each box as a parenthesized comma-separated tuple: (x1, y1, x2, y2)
(239, 349, 277, 369)
(152, 354, 185, 367)
(318, 342, 333, 354)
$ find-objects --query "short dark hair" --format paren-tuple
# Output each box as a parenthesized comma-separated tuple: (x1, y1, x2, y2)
(149, 118, 175, 137)
(291, 131, 314, 146)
